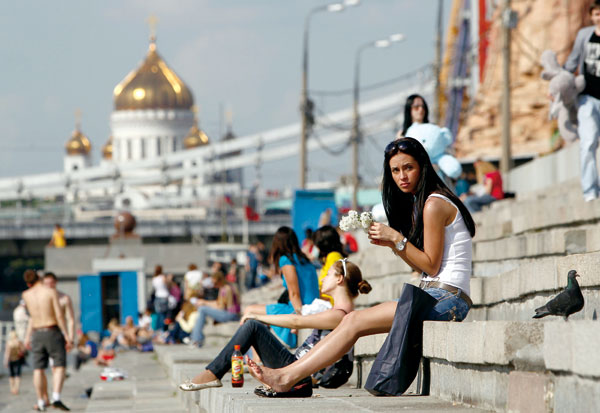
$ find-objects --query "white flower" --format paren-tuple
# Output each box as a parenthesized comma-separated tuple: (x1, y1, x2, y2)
(339, 210, 372, 232)
(360, 212, 373, 229)
(339, 216, 352, 231)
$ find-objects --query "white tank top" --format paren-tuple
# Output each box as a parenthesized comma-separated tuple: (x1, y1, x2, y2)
(421, 194, 472, 295)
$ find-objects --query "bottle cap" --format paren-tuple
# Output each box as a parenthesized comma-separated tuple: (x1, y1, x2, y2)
(234, 345, 240, 350)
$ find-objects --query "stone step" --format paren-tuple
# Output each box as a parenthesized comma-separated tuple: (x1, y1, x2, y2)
(422, 320, 600, 412)
(154, 345, 489, 412)
(473, 189, 600, 241)
(472, 223, 600, 264)
(354, 274, 417, 308)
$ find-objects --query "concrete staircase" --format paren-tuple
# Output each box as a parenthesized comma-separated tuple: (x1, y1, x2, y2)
(173, 168, 600, 411)
(348, 176, 600, 412)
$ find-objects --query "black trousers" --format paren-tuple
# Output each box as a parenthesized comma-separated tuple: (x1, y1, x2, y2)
(206, 320, 296, 379)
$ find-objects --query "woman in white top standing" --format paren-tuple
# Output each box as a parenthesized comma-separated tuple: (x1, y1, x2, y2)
(246, 137, 476, 394)
(152, 265, 170, 331)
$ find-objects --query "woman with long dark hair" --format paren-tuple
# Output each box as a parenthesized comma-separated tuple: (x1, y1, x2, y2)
(245, 137, 476, 395)
(179, 259, 371, 396)
(400, 94, 429, 137)
(241, 226, 320, 347)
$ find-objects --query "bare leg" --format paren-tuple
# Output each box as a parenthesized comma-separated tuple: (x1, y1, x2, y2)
(14, 377, 20, 395)
(191, 369, 219, 385)
(33, 369, 49, 402)
(51, 366, 66, 394)
(9, 377, 16, 394)
(248, 301, 397, 392)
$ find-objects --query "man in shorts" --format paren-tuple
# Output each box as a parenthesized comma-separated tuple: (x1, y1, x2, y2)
(23, 270, 72, 411)
(43, 272, 75, 355)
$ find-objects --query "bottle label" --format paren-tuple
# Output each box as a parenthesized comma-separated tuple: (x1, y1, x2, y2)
(232, 358, 243, 381)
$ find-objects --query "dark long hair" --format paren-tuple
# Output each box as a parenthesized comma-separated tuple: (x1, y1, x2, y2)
(269, 226, 310, 272)
(401, 94, 430, 136)
(313, 225, 346, 262)
(382, 137, 475, 249)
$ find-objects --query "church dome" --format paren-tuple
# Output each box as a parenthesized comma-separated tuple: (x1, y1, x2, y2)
(183, 124, 210, 149)
(113, 41, 194, 111)
(65, 128, 91, 156)
(102, 136, 113, 160)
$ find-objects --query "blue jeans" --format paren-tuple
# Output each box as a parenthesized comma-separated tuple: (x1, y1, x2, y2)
(464, 194, 497, 213)
(422, 287, 470, 321)
(190, 306, 240, 345)
(577, 94, 600, 199)
(166, 322, 190, 344)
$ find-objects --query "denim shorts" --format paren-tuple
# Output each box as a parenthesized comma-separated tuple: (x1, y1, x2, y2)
(422, 287, 470, 322)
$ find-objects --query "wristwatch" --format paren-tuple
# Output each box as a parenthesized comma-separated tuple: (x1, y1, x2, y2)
(395, 237, 408, 252)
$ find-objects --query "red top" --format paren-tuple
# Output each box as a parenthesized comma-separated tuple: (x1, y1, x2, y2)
(485, 171, 504, 200)
(343, 232, 358, 253)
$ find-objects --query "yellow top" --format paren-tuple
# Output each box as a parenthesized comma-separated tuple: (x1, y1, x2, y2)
(51, 227, 66, 248)
(319, 251, 343, 305)
(113, 41, 194, 111)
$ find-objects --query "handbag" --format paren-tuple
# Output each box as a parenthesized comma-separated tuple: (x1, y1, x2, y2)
(364, 283, 438, 396)
(295, 329, 354, 389)
(277, 289, 289, 304)
(318, 353, 353, 388)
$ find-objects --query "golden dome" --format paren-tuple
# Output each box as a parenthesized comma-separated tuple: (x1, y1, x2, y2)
(102, 136, 113, 160)
(113, 41, 194, 111)
(65, 129, 92, 156)
(184, 124, 210, 149)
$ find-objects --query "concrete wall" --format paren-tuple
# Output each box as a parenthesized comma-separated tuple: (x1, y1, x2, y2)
(506, 143, 600, 196)
(45, 242, 207, 277)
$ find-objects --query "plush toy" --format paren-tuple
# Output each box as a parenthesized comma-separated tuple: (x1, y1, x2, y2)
(405, 122, 462, 179)
(540, 49, 585, 143)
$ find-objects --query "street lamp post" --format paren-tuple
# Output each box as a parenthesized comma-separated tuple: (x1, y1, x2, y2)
(300, 0, 360, 189)
(351, 33, 405, 210)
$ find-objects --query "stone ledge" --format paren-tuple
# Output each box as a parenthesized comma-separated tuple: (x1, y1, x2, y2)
(543, 320, 600, 378)
(423, 320, 600, 377)
(423, 321, 544, 367)
(474, 251, 600, 306)
(354, 333, 388, 357)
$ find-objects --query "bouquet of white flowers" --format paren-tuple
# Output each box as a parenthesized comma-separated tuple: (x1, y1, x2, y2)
(339, 210, 374, 232)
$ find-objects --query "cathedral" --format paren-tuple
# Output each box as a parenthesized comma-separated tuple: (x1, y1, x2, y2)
(61, 31, 241, 211)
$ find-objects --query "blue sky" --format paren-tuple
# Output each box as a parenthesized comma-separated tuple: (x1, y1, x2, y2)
(0, 0, 449, 189)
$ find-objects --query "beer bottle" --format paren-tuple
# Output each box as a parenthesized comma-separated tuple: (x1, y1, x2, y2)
(231, 345, 244, 387)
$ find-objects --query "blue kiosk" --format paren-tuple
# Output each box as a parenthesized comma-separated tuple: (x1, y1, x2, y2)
(79, 258, 146, 334)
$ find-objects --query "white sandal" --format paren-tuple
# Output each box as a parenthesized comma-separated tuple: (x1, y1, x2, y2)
(179, 379, 223, 391)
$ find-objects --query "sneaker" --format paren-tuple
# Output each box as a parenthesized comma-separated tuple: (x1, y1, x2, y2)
(52, 400, 71, 411)
(584, 193, 598, 202)
(182, 337, 191, 345)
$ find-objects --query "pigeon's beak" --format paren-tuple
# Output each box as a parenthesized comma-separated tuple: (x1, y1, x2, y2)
(575, 272, 581, 278)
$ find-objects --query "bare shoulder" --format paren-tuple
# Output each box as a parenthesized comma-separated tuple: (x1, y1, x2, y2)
(424, 196, 452, 214)
(58, 290, 72, 303)
(424, 196, 455, 223)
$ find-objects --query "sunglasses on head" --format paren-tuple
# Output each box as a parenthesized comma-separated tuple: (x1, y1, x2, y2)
(384, 139, 410, 154)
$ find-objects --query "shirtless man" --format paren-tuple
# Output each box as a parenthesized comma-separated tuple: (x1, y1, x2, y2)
(43, 272, 75, 354)
(23, 270, 72, 411)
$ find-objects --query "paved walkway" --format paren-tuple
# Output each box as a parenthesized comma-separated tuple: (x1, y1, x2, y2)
(0, 350, 185, 413)
(0, 358, 97, 412)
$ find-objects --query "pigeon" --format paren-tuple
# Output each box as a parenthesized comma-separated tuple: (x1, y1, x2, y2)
(533, 270, 584, 320)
